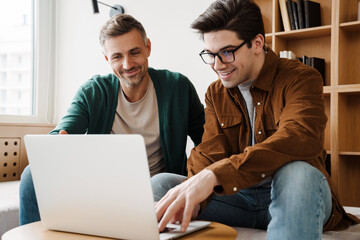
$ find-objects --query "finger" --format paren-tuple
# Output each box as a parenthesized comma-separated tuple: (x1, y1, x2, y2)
(155, 186, 182, 221)
(171, 208, 184, 224)
(156, 201, 170, 222)
(59, 130, 68, 134)
(155, 190, 171, 209)
(155, 193, 176, 222)
(158, 198, 184, 232)
(192, 204, 200, 219)
(180, 201, 194, 232)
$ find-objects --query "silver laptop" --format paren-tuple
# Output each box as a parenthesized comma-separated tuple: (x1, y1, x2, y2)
(24, 134, 210, 240)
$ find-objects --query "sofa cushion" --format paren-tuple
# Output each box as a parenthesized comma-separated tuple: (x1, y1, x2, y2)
(0, 181, 20, 237)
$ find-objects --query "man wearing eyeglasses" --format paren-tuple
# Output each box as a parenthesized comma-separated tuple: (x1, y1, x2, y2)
(154, 0, 359, 239)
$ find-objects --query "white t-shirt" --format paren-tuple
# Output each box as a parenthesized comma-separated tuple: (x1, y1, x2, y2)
(111, 80, 165, 176)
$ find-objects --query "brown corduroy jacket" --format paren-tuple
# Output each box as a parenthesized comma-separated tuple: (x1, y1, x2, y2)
(187, 47, 360, 231)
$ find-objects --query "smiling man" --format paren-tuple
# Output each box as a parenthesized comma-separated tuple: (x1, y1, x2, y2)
(19, 14, 204, 225)
(154, 0, 359, 239)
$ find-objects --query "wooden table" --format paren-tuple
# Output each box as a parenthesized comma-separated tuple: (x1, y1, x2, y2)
(2, 221, 237, 240)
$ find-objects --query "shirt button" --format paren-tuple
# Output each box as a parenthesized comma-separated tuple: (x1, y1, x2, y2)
(233, 187, 238, 192)
(258, 131, 262, 135)
(221, 123, 224, 127)
(261, 173, 266, 178)
(257, 102, 261, 106)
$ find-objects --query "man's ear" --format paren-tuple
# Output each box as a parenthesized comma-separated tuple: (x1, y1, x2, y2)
(253, 34, 265, 54)
(146, 38, 151, 57)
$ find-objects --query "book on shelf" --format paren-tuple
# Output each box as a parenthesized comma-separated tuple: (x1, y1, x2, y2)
(280, 51, 287, 58)
(288, 51, 296, 59)
(302, 55, 308, 65)
(304, 0, 321, 28)
(291, 1, 299, 30)
(310, 57, 325, 84)
(302, 55, 311, 66)
(300, 55, 325, 85)
(297, 0, 305, 29)
(286, 0, 296, 30)
(279, 0, 291, 31)
(358, 1, 360, 21)
(279, 51, 296, 59)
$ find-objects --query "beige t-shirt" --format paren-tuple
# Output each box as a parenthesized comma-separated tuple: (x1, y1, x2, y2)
(111, 80, 165, 176)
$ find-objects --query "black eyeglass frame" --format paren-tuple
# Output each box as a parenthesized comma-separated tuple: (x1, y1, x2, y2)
(199, 41, 248, 65)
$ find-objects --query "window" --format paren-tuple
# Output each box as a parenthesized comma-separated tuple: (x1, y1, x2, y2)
(0, 90, 6, 104)
(1, 55, 6, 67)
(0, 0, 33, 116)
(1, 72, 6, 82)
(0, 0, 55, 123)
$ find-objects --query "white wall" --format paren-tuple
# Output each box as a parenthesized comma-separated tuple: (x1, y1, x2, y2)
(54, 0, 217, 122)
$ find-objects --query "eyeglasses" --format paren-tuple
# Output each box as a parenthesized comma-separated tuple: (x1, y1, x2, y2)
(199, 41, 247, 65)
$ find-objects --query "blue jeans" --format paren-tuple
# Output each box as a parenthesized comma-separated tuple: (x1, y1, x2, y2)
(19, 166, 40, 225)
(151, 161, 332, 240)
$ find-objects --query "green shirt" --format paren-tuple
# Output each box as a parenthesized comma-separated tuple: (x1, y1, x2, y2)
(50, 68, 205, 175)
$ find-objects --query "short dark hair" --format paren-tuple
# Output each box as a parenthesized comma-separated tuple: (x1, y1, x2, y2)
(191, 0, 264, 47)
(99, 14, 147, 47)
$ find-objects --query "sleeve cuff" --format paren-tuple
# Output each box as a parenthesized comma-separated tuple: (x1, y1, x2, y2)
(206, 158, 244, 195)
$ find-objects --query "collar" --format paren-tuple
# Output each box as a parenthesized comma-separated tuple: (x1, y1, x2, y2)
(228, 47, 279, 98)
(251, 47, 279, 92)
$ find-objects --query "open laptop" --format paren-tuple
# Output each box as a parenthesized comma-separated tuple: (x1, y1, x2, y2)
(24, 134, 210, 240)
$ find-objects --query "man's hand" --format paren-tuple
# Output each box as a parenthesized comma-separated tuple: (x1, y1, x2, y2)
(59, 130, 68, 134)
(155, 169, 219, 232)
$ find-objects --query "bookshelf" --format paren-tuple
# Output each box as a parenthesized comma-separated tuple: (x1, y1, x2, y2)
(254, 0, 360, 207)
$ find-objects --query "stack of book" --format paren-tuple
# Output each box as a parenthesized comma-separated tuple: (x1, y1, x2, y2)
(279, 51, 325, 85)
(279, 0, 321, 31)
